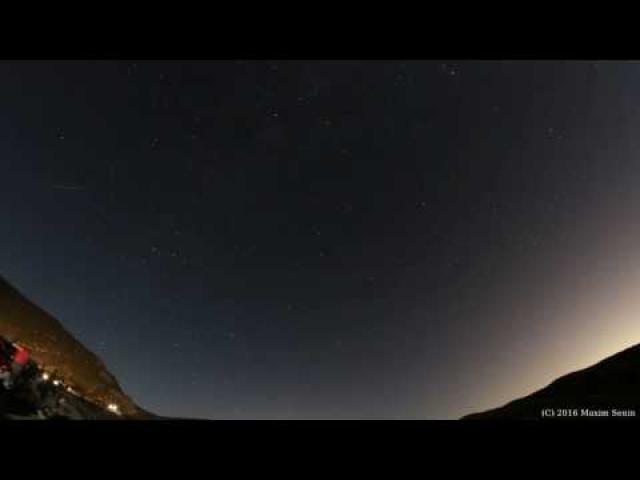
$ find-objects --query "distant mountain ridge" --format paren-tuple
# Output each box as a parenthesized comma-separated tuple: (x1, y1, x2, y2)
(463, 343, 640, 420)
(0, 275, 150, 418)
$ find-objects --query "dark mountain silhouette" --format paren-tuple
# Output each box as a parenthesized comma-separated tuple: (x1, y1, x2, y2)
(0, 275, 152, 419)
(463, 343, 640, 420)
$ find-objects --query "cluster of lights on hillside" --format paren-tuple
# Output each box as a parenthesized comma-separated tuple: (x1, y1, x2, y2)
(40, 369, 121, 416)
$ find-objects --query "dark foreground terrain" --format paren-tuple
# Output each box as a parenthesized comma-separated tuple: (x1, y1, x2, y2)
(464, 343, 640, 420)
(0, 372, 120, 420)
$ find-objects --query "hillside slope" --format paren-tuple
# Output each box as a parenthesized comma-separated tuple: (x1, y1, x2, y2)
(0, 275, 149, 418)
(463, 343, 640, 420)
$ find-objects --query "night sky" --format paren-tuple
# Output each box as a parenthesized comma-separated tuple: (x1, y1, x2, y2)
(2, 60, 640, 419)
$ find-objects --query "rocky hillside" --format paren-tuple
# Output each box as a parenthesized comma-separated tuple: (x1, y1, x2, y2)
(0, 275, 149, 418)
